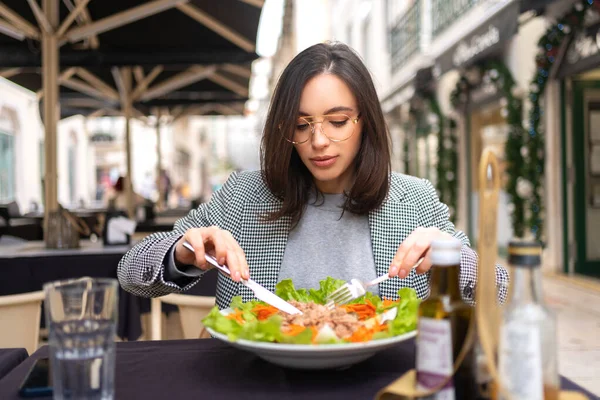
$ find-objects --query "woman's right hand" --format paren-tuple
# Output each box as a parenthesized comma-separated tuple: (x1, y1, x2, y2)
(174, 227, 249, 282)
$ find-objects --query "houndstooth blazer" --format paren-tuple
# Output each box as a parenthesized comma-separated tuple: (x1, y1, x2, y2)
(117, 171, 509, 309)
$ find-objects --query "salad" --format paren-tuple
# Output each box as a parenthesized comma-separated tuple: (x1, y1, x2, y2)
(202, 277, 419, 344)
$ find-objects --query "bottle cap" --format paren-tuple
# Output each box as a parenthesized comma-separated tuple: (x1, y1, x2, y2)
(508, 240, 542, 268)
(430, 237, 462, 266)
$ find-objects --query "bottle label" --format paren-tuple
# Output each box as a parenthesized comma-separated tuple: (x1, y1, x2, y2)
(499, 322, 543, 400)
(416, 317, 455, 400)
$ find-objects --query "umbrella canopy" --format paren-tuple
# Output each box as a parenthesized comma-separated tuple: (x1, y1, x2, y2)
(0, 0, 262, 66)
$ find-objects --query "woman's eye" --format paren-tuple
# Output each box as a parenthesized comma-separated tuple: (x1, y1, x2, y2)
(329, 120, 348, 128)
(296, 123, 310, 131)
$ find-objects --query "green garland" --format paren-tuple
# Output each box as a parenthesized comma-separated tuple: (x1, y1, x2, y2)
(450, 60, 526, 237)
(527, 0, 596, 240)
(425, 95, 458, 223)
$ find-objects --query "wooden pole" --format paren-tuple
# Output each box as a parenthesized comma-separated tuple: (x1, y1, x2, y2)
(112, 67, 135, 219)
(155, 110, 163, 210)
(124, 107, 134, 219)
(123, 76, 135, 220)
(42, 0, 59, 226)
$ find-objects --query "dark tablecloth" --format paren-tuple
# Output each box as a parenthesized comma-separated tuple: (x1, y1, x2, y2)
(0, 339, 597, 400)
(0, 248, 218, 341)
(0, 348, 27, 383)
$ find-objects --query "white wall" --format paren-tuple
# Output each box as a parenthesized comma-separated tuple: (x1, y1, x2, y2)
(57, 115, 96, 208)
(0, 78, 43, 212)
(329, 0, 391, 98)
(505, 16, 547, 97)
(295, 0, 331, 53)
(0, 79, 101, 212)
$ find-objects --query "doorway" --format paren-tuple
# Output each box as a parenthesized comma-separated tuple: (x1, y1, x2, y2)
(570, 80, 600, 277)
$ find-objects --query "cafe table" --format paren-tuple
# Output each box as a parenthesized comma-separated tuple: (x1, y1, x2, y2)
(0, 239, 142, 341)
(0, 239, 219, 342)
(0, 348, 27, 382)
(0, 339, 597, 399)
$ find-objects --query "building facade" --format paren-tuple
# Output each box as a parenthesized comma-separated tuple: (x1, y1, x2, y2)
(326, 0, 594, 275)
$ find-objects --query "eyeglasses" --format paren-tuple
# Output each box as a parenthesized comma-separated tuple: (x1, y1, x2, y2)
(280, 113, 360, 144)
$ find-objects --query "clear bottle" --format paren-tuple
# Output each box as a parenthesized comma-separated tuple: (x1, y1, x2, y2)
(498, 241, 559, 400)
(415, 238, 477, 400)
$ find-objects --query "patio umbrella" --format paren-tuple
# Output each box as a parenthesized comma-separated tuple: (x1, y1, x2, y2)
(0, 0, 263, 226)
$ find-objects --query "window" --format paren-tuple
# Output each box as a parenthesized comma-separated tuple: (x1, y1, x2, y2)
(0, 131, 15, 203)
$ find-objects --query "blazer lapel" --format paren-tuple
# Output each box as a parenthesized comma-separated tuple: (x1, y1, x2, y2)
(369, 179, 419, 299)
(237, 202, 291, 302)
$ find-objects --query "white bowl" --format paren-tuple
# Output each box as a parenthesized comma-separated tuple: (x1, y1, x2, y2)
(205, 309, 417, 370)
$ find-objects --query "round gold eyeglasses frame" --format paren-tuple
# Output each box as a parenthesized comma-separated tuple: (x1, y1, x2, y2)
(279, 114, 361, 144)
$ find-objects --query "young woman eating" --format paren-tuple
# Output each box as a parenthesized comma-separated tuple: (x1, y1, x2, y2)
(117, 42, 508, 309)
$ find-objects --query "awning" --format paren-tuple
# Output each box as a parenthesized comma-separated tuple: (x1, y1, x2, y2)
(556, 23, 600, 78)
(433, 1, 520, 76)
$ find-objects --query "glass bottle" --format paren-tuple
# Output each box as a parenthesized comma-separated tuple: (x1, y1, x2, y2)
(498, 241, 559, 400)
(415, 238, 478, 400)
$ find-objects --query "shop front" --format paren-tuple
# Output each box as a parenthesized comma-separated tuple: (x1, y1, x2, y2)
(433, 0, 521, 253)
(555, 8, 600, 277)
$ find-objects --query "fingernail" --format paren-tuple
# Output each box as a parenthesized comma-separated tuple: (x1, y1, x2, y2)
(243, 270, 249, 280)
(398, 269, 408, 279)
(218, 257, 226, 265)
(233, 271, 241, 281)
(390, 265, 399, 276)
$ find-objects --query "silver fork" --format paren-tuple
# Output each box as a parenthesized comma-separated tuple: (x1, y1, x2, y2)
(324, 258, 425, 309)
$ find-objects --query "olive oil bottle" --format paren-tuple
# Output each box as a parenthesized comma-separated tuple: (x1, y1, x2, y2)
(415, 238, 477, 400)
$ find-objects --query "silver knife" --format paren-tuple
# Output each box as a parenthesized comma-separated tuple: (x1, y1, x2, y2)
(182, 241, 302, 315)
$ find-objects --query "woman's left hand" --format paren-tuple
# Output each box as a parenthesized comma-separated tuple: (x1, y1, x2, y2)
(388, 227, 455, 279)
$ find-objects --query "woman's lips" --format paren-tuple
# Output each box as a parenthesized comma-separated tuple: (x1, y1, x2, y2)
(310, 156, 337, 168)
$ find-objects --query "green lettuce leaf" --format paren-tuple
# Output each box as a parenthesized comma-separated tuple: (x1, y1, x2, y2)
(307, 276, 346, 304)
(202, 306, 243, 339)
(280, 327, 313, 344)
(386, 287, 420, 336)
(274, 279, 312, 302)
(275, 277, 345, 304)
(235, 315, 284, 342)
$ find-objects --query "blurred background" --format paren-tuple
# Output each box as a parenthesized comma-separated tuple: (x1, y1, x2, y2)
(0, 0, 599, 394)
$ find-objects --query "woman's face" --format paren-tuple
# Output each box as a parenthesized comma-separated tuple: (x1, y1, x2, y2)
(294, 73, 363, 194)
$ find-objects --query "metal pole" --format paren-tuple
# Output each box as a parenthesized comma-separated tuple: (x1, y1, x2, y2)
(42, 0, 59, 235)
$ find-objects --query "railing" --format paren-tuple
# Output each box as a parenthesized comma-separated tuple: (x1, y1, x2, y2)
(431, 0, 481, 39)
(389, 1, 420, 71)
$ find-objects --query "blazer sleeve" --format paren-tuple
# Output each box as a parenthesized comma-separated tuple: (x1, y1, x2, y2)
(423, 179, 509, 305)
(117, 172, 239, 298)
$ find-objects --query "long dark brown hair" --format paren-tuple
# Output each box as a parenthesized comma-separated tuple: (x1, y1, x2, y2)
(260, 42, 391, 226)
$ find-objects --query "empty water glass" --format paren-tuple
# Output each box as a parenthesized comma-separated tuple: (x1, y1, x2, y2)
(44, 277, 118, 400)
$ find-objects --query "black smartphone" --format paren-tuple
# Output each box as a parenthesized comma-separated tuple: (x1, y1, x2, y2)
(18, 357, 52, 398)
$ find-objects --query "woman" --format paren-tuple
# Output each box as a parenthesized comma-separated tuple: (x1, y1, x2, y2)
(105, 176, 146, 211)
(118, 42, 508, 309)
